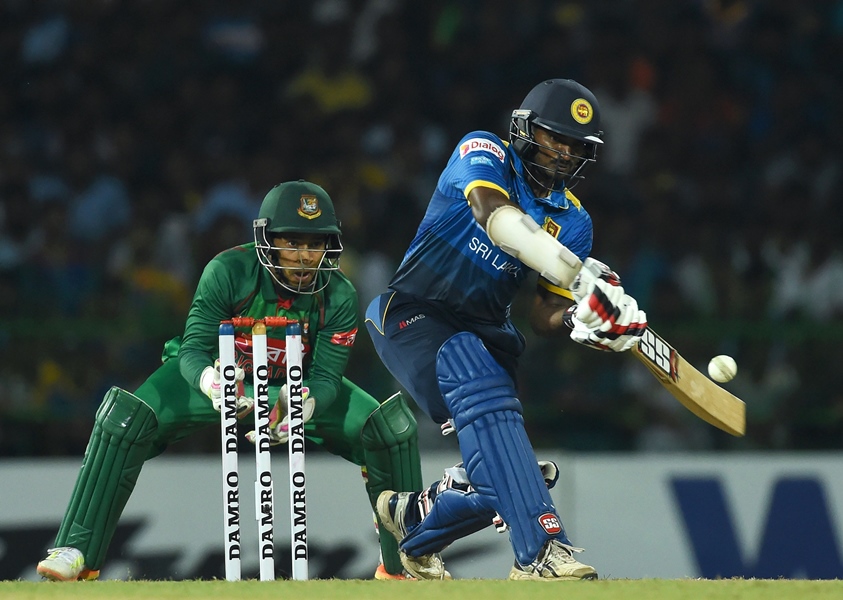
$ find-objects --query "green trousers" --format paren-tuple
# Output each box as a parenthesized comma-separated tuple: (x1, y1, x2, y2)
(54, 357, 415, 575)
(138, 358, 379, 465)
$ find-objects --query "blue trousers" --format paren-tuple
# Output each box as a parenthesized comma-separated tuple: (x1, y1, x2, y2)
(364, 291, 522, 423)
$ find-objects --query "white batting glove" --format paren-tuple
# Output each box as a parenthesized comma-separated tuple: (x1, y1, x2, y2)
(538, 460, 560, 489)
(245, 384, 314, 446)
(199, 359, 255, 417)
(570, 257, 622, 303)
(567, 256, 646, 351)
(574, 277, 629, 330)
(565, 297, 647, 353)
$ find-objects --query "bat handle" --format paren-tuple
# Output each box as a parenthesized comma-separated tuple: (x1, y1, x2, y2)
(561, 305, 577, 330)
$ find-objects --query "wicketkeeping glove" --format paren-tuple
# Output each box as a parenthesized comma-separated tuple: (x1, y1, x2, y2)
(199, 359, 255, 417)
(245, 384, 315, 446)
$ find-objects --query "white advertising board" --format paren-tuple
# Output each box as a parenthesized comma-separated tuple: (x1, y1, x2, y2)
(2, 452, 841, 580)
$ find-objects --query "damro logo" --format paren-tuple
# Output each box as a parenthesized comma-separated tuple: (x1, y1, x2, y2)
(459, 138, 505, 162)
(399, 314, 425, 329)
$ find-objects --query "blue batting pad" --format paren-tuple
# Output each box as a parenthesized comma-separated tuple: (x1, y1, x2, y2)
(436, 332, 570, 565)
(400, 486, 494, 557)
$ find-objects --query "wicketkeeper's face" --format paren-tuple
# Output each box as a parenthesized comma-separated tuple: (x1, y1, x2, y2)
(270, 233, 328, 289)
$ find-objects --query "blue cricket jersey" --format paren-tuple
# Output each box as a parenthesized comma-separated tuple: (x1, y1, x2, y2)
(389, 130, 593, 326)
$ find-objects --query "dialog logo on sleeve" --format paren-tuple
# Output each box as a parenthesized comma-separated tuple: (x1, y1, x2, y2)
(459, 138, 506, 162)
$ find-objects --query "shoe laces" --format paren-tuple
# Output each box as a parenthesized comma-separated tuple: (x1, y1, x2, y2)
(46, 547, 84, 567)
(545, 540, 585, 563)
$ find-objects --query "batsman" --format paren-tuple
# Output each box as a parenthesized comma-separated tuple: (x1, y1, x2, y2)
(37, 180, 423, 581)
(365, 79, 648, 581)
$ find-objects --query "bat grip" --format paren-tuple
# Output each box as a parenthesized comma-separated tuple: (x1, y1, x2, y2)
(561, 305, 577, 330)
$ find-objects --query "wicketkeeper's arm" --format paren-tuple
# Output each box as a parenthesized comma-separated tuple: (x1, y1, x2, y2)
(178, 258, 237, 388)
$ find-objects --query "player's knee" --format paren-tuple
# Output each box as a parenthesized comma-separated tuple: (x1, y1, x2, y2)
(435, 332, 521, 430)
(97, 387, 158, 441)
(361, 391, 418, 449)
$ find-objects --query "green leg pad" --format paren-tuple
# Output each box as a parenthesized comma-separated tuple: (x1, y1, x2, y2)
(361, 391, 423, 575)
(54, 387, 158, 570)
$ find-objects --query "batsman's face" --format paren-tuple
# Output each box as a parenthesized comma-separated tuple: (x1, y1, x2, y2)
(270, 233, 328, 288)
(531, 127, 588, 184)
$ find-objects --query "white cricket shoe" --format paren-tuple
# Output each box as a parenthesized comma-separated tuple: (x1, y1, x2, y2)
(376, 490, 452, 580)
(37, 547, 93, 581)
(508, 539, 598, 581)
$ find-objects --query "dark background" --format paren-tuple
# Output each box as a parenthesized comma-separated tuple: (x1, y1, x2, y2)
(1, 0, 842, 456)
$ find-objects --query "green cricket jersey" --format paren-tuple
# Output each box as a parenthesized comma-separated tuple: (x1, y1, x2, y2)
(163, 242, 359, 412)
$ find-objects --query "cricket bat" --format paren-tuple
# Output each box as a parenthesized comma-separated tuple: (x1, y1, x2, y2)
(633, 327, 746, 437)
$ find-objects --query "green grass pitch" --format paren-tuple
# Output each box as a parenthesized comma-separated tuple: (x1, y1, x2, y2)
(1, 579, 842, 600)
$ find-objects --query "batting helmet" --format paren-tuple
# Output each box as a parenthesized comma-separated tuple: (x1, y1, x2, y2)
(509, 79, 603, 191)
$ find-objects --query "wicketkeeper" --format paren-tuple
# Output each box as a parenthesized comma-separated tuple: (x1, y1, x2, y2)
(37, 180, 422, 581)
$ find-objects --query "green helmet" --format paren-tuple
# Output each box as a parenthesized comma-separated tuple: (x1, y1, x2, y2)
(253, 180, 343, 294)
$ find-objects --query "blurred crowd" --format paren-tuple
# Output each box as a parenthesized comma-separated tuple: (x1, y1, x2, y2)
(1, 0, 842, 456)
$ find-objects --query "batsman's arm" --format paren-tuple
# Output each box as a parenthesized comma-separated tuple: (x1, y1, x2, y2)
(530, 282, 575, 337)
(467, 182, 517, 224)
(468, 185, 583, 288)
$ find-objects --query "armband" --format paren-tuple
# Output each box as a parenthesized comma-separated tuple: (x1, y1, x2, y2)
(485, 204, 582, 287)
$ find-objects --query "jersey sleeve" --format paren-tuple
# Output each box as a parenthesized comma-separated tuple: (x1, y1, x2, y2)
(177, 257, 236, 389)
(561, 212, 592, 262)
(538, 203, 593, 300)
(305, 278, 360, 412)
(440, 131, 510, 202)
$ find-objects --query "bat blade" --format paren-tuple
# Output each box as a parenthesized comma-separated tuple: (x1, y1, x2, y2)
(633, 328, 746, 437)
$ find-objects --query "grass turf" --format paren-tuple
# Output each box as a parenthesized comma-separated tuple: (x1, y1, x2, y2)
(1, 579, 842, 600)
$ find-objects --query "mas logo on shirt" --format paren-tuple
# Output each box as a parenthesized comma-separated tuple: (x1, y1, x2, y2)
(398, 314, 425, 329)
(298, 194, 322, 219)
(459, 138, 505, 163)
(543, 216, 560, 238)
(330, 328, 357, 347)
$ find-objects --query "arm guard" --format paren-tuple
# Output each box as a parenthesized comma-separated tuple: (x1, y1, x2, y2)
(486, 204, 582, 288)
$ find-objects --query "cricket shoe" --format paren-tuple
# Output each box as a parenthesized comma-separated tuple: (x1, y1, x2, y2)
(37, 547, 99, 581)
(373, 563, 415, 580)
(376, 490, 452, 580)
(508, 539, 598, 581)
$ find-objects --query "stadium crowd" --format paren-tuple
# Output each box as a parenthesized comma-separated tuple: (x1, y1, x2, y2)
(1, 0, 842, 456)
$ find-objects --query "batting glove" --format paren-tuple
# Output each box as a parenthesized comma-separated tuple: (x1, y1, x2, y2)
(565, 297, 647, 353)
(570, 257, 622, 303)
(199, 359, 255, 417)
(538, 460, 560, 489)
(245, 384, 314, 446)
